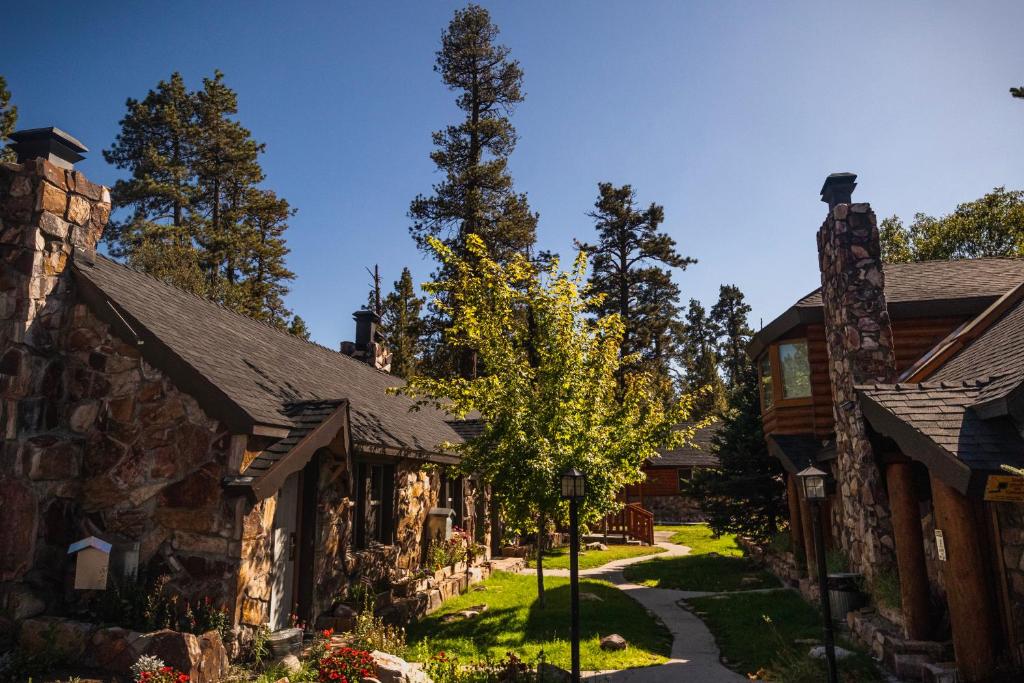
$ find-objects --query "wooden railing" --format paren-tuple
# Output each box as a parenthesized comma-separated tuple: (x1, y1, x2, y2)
(599, 503, 655, 546)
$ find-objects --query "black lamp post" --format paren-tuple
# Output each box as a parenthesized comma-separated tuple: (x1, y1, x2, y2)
(560, 467, 586, 683)
(796, 465, 838, 683)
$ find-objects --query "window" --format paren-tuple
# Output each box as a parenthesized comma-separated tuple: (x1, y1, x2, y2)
(440, 473, 464, 527)
(759, 355, 774, 410)
(677, 467, 694, 491)
(355, 462, 395, 547)
(779, 341, 811, 399)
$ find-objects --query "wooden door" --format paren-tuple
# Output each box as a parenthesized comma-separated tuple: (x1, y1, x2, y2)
(270, 472, 300, 631)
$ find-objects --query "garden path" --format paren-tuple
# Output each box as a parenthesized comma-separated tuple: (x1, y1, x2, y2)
(519, 530, 748, 682)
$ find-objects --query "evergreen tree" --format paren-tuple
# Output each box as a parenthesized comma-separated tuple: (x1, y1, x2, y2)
(104, 72, 305, 334)
(689, 363, 785, 542)
(409, 4, 538, 378)
(380, 268, 426, 379)
(680, 299, 726, 419)
(710, 284, 753, 390)
(1, 75, 18, 163)
(578, 182, 695, 381)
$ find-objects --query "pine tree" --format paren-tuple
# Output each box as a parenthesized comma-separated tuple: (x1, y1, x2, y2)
(689, 363, 785, 542)
(0, 75, 18, 163)
(104, 72, 305, 334)
(578, 182, 695, 381)
(380, 268, 426, 379)
(710, 285, 753, 390)
(680, 299, 726, 419)
(409, 4, 538, 378)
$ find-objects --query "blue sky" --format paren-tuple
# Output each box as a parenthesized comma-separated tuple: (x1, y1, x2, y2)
(5, 1, 1024, 346)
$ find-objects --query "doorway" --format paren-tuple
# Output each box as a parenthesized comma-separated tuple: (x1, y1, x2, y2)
(269, 471, 299, 631)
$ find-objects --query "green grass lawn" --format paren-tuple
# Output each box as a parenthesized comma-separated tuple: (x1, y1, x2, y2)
(687, 590, 882, 682)
(407, 571, 671, 670)
(626, 523, 777, 591)
(528, 544, 666, 570)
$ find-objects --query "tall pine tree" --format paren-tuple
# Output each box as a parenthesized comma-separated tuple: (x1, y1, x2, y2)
(578, 182, 695, 383)
(104, 71, 305, 335)
(680, 299, 726, 419)
(379, 268, 426, 379)
(409, 4, 538, 378)
(1, 75, 19, 163)
(710, 284, 753, 391)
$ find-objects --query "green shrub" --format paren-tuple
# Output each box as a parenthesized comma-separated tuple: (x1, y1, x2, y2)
(825, 549, 850, 574)
(868, 567, 901, 609)
(423, 650, 542, 683)
(90, 574, 230, 637)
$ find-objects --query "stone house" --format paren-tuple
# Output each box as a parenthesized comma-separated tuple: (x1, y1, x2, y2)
(0, 128, 485, 641)
(622, 420, 720, 523)
(751, 173, 1024, 681)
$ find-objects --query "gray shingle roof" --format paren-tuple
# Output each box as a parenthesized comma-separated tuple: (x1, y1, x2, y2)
(858, 378, 1024, 493)
(73, 255, 464, 456)
(648, 421, 721, 468)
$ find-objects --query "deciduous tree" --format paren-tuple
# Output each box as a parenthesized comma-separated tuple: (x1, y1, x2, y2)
(879, 187, 1024, 263)
(409, 4, 538, 378)
(401, 235, 688, 604)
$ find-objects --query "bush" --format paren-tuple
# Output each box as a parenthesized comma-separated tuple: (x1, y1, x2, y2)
(135, 665, 190, 683)
(868, 567, 901, 609)
(426, 528, 473, 570)
(91, 574, 229, 637)
(424, 650, 538, 683)
(318, 647, 376, 683)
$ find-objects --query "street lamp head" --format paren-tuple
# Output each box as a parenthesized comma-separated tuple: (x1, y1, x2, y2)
(796, 465, 828, 501)
(560, 467, 586, 500)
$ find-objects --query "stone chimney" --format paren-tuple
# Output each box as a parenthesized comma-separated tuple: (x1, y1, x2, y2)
(339, 309, 391, 372)
(816, 172, 897, 577)
(1, 128, 110, 433)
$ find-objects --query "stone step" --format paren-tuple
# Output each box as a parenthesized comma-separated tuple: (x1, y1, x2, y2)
(920, 662, 958, 683)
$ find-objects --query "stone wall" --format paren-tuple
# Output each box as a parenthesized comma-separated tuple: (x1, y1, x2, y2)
(642, 494, 703, 523)
(995, 502, 1024, 664)
(816, 201, 898, 578)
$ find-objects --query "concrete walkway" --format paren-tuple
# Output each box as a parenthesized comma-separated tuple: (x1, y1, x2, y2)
(519, 531, 748, 682)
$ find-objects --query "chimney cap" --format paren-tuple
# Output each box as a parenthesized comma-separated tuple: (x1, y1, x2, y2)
(7, 126, 89, 169)
(820, 172, 857, 208)
(352, 308, 381, 323)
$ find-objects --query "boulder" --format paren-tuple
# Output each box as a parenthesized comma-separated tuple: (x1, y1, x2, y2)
(89, 626, 143, 673)
(585, 542, 608, 552)
(1, 584, 45, 620)
(537, 662, 572, 682)
(279, 653, 302, 674)
(371, 650, 433, 683)
(599, 634, 628, 651)
(138, 629, 229, 683)
(19, 617, 95, 660)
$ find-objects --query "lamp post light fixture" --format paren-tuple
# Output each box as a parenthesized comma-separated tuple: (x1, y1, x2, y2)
(560, 468, 586, 683)
(796, 465, 838, 683)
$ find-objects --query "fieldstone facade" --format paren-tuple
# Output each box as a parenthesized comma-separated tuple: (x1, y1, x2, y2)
(816, 200, 897, 577)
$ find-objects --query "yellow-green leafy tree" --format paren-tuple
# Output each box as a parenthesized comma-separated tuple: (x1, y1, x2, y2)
(401, 234, 691, 605)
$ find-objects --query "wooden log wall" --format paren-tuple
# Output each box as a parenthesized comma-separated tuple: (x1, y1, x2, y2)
(761, 316, 966, 439)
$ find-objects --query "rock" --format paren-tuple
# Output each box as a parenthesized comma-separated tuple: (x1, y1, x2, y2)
(739, 576, 761, 586)
(585, 542, 608, 551)
(599, 634, 628, 651)
(279, 654, 302, 674)
(89, 626, 143, 673)
(273, 679, 289, 683)
(19, 617, 95, 660)
(371, 650, 432, 683)
(537, 662, 572, 682)
(579, 592, 603, 602)
(334, 603, 357, 617)
(808, 645, 855, 660)
(1, 584, 45, 620)
(138, 629, 229, 683)
(0, 479, 37, 581)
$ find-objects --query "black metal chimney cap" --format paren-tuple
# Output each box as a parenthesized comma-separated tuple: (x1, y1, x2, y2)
(7, 127, 89, 169)
(820, 172, 857, 209)
(352, 308, 381, 349)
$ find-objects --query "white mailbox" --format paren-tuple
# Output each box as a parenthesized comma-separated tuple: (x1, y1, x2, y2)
(427, 507, 456, 542)
(68, 536, 112, 590)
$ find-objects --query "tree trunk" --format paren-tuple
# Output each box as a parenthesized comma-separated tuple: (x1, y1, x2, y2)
(536, 512, 546, 607)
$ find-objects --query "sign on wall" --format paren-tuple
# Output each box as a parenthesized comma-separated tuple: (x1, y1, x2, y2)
(934, 529, 947, 562)
(983, 475, 1024, 502)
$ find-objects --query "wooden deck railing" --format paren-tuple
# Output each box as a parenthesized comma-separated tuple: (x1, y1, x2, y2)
(599, 503, 655, 546)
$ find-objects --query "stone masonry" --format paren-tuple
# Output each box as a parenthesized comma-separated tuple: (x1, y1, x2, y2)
(817, 199, 898, 577)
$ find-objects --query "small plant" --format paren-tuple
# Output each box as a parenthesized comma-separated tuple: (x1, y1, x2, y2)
(135, 665, 190, 683)
(251, 624, 271, 666)
(344, 606, 407, 656)
(131, 655, 167, 679)
(317, 646, 376, 682)
(868, 567, 901, 609)
(426, 528, 473, 570)
(825, 549, 850, 574)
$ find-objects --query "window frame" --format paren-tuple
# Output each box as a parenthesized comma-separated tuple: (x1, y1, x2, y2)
(354, 460, 396, 548)
(777, 339, 812, 401)
(759, 338, 814, 411)
(677, 467, 694, 492)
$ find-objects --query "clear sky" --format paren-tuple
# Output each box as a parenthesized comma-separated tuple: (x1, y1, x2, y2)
(5, 1, 1023, 346)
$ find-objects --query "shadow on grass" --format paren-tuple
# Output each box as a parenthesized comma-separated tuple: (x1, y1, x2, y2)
(623, 554, 778, 592)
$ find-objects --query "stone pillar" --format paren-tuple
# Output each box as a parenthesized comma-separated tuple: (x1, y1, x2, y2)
(816, 173, 897, 578)
(930, 475, 997, 682)
(786, 474, 805, 557)
(0, 152, 109, 581)
(886, 461, 931, 640)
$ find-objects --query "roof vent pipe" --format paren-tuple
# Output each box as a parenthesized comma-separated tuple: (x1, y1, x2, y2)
(820, 172, 857, 209)
(6, 127, 88, 169)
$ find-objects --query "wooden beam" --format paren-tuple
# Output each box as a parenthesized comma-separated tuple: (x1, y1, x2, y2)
(931, 474, 997, 681)
(786, 474, 805, 557)
(799, 488, 816, 575)
(886, 462, 931, 640)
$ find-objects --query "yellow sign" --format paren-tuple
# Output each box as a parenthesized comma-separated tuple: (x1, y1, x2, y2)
(983, 475, 1024, 502)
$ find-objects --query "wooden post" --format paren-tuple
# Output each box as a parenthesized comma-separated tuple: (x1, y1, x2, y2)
(930, 475, 996, 682)
(886, 462, 931, 640)
(786, 474, 805, 556)
(799, 490, 817, 574)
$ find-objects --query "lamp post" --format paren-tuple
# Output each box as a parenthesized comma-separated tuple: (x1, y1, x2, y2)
(796, 465, 838, 683)
(560, 467, 586, 683)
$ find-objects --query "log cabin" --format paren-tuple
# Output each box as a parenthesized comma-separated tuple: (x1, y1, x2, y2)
(750, 172, 1024, 681)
